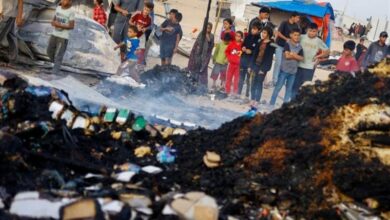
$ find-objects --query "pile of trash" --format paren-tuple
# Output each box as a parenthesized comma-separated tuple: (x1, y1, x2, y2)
(0, 60, 390, 219)
(140, 65, 198, 95)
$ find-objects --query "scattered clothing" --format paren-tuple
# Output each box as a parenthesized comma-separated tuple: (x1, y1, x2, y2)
(336, 55, 359, 73)
(93, 4, 107, 26)
(362, 41, 387, 68)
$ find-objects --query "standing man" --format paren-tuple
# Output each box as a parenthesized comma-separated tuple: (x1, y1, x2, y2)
(362, 31, 388, 69)
(113, 0, 144, 61)
(248, 7, 275, 32)
(0, 0, 24, 67)
(291, 23, 329, 100)
(272, 13, 300, 86)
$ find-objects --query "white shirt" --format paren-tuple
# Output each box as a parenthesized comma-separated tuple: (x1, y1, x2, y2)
(52, 6, 75, 40)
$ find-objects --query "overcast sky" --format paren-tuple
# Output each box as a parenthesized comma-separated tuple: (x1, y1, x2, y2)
(325, 0, 390, 21)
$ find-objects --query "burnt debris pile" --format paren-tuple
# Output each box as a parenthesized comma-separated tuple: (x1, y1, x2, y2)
(140, 65, 198, 95)
(0, 61, 390, 219)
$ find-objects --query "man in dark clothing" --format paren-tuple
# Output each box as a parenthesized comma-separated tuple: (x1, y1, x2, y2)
(355, 37, 367, 61)
(113, 0, 144, 61)
(362, 31, 388, 68)
(248, 7, 275, 32)
(271, 13, 300, 86)
(238, 22, 261, 98)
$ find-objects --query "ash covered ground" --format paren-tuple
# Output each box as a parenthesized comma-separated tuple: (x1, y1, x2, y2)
(0, 62, 389, 219)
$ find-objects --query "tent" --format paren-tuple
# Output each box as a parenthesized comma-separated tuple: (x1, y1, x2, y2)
(252, 0, 335, 47)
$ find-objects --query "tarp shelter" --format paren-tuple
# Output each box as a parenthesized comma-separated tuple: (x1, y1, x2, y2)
(252, 0, 335, 47)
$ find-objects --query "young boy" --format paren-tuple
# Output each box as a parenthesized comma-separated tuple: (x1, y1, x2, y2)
(225, 31, 243, 96)
(250, 26, 275, 106)
(220, 18, 235, 41)
(159, 11, 182, 65)
(114, 25, 140, 81)
(93, 0, 107, 27)
(130, 2, 154, 64)
(291, 23, 329, 100)
(270, 28, 304, 105)
(238, 22, 261, 99)
(336, 40, 359, 74)
(47, 0, 75, 74)
(211, 34, 231, 89)
(115, 25, 140, 61)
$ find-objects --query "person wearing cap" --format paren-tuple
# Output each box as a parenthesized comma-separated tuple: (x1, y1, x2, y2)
(362, 31, 388, 68)
(0, 0, 24, 67)
(248, 7, 275, 32)
(336, 40, 359, 74)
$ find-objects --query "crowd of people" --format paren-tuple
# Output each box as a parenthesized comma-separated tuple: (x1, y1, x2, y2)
(188, 7, 390, 107)
(189, 7, 331, 107)
(1, 0, 390, 108)
(348, 22, 369, 38)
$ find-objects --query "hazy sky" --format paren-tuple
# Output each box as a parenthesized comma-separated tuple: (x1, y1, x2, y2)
(325, 0, 390, 21)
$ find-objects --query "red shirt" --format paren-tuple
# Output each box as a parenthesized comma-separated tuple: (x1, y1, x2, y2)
(93, 5, 107, 26)
(225, 41, 242, 65)
(220, 30, 235, 41)
(130, 11, 152, 37)
(336, 55, 359, 73)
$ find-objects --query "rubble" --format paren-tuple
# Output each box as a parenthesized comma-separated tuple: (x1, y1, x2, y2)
(0, 60, 390, 219)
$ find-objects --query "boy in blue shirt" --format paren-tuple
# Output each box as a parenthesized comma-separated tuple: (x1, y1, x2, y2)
(114, 25, 141, 81)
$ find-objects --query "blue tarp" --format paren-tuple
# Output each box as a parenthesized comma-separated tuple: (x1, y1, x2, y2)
(252, 0, 334, 20)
